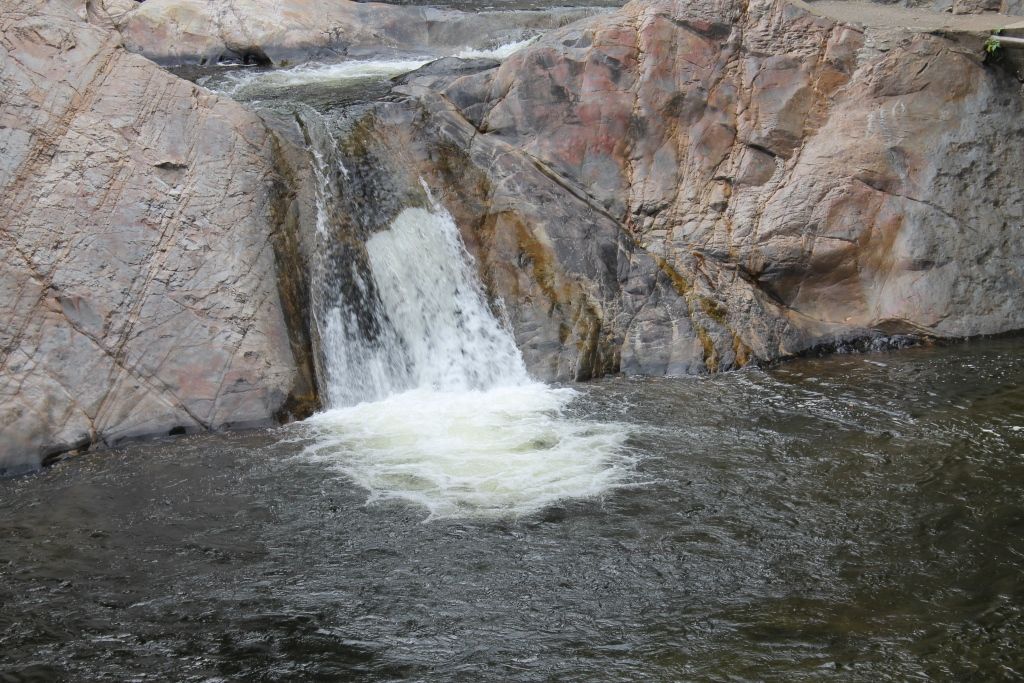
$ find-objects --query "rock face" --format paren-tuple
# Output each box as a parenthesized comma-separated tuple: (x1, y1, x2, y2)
(94, 0, 604, 65)
(332, 0, 1024, 380)
(0, 0, 317, 472)
(4, 0, 1022, 469)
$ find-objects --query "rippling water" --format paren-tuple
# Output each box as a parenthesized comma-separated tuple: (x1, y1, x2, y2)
(3, 338, 1023, 680)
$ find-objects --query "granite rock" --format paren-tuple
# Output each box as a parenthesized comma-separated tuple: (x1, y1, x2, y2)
(337, 0, 1024, 380)
(0, 0, 317, 472)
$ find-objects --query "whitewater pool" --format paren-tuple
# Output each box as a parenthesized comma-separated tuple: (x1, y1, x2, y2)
(3, 338, 1024, 680)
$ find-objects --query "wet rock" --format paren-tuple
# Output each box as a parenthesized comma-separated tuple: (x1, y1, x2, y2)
(393, 57, 501, 89)
(0, 0, 317, 471)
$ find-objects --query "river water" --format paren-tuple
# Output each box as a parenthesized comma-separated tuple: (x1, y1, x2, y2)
(3, 338, 1024, 680)
(3, 28, 1024, 683)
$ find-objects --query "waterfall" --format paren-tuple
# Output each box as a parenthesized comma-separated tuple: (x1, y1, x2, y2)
(319, 199, 529, 407)
(303, 178, 633, 518)
(207, 55, 633, 519)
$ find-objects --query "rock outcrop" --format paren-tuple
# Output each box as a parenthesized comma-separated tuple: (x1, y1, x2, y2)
(327, 0, 1024, 380)
(4, 0, 1023, 469)
(91, 0, 605, 66)
(0, 0, 317, 473)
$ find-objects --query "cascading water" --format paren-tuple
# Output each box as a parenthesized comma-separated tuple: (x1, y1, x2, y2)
(306, 193, 633, 519)
(204, 48, 634, 519)
(319, 200, 529, 404)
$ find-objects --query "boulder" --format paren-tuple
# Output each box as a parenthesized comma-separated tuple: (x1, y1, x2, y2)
(0, 0, 317, 473)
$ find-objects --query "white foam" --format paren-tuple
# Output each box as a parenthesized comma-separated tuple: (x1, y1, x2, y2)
(212, 58, 432, 98)
(304, 384, 634, 520)
(209, 40, 538, 98)
(456, 36, 538, 60)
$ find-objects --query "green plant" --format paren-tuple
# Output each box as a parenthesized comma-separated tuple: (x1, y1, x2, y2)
(985, 29, 1002, 55)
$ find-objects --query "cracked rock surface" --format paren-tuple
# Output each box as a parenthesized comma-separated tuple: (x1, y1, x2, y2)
(1, 0, 317, 471)
(340, 0, 1024, 380)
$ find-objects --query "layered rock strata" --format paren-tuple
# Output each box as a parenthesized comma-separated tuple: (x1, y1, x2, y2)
(0, 0, 317, 472)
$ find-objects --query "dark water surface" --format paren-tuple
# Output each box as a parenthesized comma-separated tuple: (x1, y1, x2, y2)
(2, 339, 1024, 680)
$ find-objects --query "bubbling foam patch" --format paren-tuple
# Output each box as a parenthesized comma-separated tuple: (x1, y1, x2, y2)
(304, 385, 634, 520)
(208, 58, 433, 98)
(456, 36, 538, 59)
